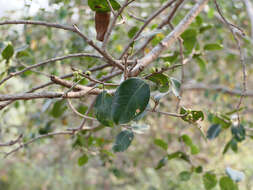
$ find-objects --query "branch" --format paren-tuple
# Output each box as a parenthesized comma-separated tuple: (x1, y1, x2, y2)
(4, 131, 73, 158)
(0, 53, 103, 86)
(131, 0, 184, 58)
(0, 89, 103, 102)
(130, 0, 209, 76)
(0, 20, 124, 70)
(182, 83, 253, 97)
(119, 0, 177, 59)
(0, 134, 23, 147)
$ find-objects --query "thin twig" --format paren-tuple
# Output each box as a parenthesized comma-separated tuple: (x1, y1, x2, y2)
(0, 134, 23, 147)
(214, 0, 247, 125)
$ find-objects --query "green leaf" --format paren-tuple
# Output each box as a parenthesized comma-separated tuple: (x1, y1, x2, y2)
(210, 113, 231, 129)
(170, 77, 181, 98)
(231, 125, 245, 142)
(16, 50, 30, 58)
(154, 138, 168, 151)
(78, 154, 89, 166)
(204, 43, 223, 51)
(94, 91, 114, 127)
(180, 107, 204, 123)
(225, 167, 245, 182)
(112, 78, 150, 124)
(2, 43, 14, 61)
(112, 130, 134, 152)
(128, 26, 139, 39)
(179, 171, 192, 181)
(88, 0, 121, 12)
(194, 166, 203, 173)
(199, 24, 213, 33)
(181, 28, 198, 52)
(167, 151, 190, 163)
(207, 124, 221, 140)
(180, 134, 199, 155)
(155, 151, 190, 170)
(50, 100, 67, 118)
(155, 156, 168, 170)
(219, 176, 238, 190)
(203, 172, 217, 190)
(147, 73, 170, 92)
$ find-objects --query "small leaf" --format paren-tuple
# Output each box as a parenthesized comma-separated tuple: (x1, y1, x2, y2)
(154, 138, 168, 151)
(112, 130, 134, 152)
(94, 91, 114, 127)
(204, 43, 223, 51)
(2, 43, 14, 61)
(50, 100, 67, 118)
(147, 73, 170, 93)
(88, 0, 121, 12)
(207, 124, 221, 140)
(194, 166, 203, 173)
(180, 134, 199, 155)
(155, 156, 168, 170)
(179, 171, 192, 181)
(219, 176, 238, 190)
(181, 28, 198, 52)
(78, 154, 89, 166)
(112, 78, 150, 124)
(170, 77, 181, 98)
(203, 172, 217, 190)
(128, 26, 139, 39)
(225, 167, 245, 182)
(231, 125, 245, 142)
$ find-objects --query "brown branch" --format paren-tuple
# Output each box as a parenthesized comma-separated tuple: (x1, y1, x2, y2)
(130, 0, 209, 76)
(119, 0, 177, 59)
(4, 131, 73, 158)
(131, 0, 184, 58)
(0, 134, 23, 147)
(0, 53, 102, 86)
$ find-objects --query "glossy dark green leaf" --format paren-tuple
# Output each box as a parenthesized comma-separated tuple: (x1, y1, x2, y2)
(219, 176, 238, 190)
(128, 26, 139, 39)
(94, 91, 114, 127)
(2, 43, 14, 61)
(230, 138, 238, 153)
(179, 171, 192, 181)
(203, 172, 217, 190)
(225, 167, 245, 182)
(231, 125, 245, 142)
(170, 77, 181, 97)
(204, 43, 223, 51)
(112, 130, 134, 152)
(78, 154, 89, 166)
(112, 78, 150, 124)
(207, 124, 221, 140)
(154, 138, 168, 151)
(88, 0, 121, 12)
(147, 73, 170, 92)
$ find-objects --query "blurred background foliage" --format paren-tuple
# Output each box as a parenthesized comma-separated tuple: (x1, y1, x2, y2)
(0, 0, 253, 189)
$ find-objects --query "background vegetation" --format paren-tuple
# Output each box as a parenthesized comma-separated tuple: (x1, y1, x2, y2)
(0, 0, 253, 189)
